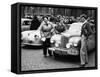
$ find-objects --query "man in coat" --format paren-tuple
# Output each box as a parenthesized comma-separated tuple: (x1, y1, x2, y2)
(30, 15, 41, 30)
(80, 14, 93, 67)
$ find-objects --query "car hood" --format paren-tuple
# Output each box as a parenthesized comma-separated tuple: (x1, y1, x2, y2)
(61, 22, 83, 37)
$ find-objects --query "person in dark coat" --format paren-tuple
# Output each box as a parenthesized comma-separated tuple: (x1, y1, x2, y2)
(80, 14, 93, 67)
(30, 15, 41, 30)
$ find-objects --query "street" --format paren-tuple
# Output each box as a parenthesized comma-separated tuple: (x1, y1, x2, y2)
(21, 46, 95, 71)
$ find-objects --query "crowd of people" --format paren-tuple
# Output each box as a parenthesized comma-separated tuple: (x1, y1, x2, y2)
(30, 14, 95, 30)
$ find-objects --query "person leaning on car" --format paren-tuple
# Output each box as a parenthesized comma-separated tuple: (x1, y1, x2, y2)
(37, 16, 55, 57)
(80, 14, 93, 67)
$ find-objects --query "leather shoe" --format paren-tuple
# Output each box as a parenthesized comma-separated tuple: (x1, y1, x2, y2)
(80, 64, 86, 68)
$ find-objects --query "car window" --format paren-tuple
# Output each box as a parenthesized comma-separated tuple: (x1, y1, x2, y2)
(22, 21, 31, 25)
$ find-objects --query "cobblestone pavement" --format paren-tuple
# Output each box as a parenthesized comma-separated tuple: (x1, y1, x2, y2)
(21, 46, 95, 71)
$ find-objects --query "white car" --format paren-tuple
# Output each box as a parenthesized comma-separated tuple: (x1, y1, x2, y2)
(48, 22, 95, 57)
(21, 30, 43, 46)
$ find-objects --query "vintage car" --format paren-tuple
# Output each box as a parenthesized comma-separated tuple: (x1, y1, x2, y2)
(21, 30, 43, 46)
(48, 22, 95, 57)
(21, 18, 32, 31)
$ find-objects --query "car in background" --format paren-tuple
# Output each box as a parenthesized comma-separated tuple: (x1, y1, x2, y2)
(21, 18, 32, 31)
(48, 22, 95, 57)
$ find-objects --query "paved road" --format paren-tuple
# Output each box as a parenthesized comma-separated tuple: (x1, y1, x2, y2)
(21, 46, 95, 71)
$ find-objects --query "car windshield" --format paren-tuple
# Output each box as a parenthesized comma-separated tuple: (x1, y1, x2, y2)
(61, 22, 83, 37)
(68, 22, 83, 35)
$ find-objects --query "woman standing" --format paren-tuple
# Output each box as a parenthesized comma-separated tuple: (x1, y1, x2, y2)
(38, 16, 54, 57)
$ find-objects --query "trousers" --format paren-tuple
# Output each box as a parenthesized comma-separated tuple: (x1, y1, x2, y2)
(43, 38, 51, 56)
(80, 35, 88, 65)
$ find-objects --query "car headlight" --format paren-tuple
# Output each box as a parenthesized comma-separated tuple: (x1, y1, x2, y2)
(66, 43, 72, 48)
(50, 40, 54, 43)
(66, 43, 70, 48)
(55, 43, 59, 47)
(73, 43, 78, 47)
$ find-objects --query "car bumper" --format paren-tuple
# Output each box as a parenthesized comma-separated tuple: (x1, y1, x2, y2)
(21, 40, 43, 47)
(48, 47, 79, 56)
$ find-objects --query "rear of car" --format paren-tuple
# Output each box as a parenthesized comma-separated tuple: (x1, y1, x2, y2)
(21, 30, 43, 46)
(21, 18, 43, 46)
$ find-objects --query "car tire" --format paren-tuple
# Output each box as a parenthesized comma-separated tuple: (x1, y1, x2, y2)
(53, 52, 59, 58)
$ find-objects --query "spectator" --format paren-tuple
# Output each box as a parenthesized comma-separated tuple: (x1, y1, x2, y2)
(30, 15, 41, 30)
(80, 14, 93, 67)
